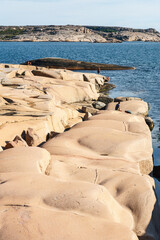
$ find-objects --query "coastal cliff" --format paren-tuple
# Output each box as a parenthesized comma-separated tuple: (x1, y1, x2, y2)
(0, 63, 160, 239)
(0, 25, 160, 42)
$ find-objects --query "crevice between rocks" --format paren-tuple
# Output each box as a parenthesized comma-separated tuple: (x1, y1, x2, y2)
(94, 169, 98, 184)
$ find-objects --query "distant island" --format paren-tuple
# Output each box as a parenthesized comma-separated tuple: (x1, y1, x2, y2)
(0, 25, 160, 43)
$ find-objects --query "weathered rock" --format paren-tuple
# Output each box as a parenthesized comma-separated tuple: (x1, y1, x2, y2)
(107, 99, 149, 116)
(83, 73, 106, 86)
(99, 82, 116, 92)
(43, 110, 153, 175)
(81, 105, 99, 115)
(0, 64, 159, 240)
(4, 135, 28, 149)
(46, 131, 59, 141)
(22, 58, 135, 70)
(0, 64, 105, 147)
(145, 116, 154, 131)
(98, 94, 113, 105)
(41, 107, 159, 238)
(92, 101, 106, 110)
(25, 128, 40, 146)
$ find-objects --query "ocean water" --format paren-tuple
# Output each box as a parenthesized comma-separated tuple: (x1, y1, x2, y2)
(0, 41, 160, 164)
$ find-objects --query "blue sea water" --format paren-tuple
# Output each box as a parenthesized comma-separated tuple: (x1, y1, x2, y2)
(0, 41, 160, 164)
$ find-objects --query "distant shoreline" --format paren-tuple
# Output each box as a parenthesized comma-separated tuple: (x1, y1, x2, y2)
(0, 25, 160, 43)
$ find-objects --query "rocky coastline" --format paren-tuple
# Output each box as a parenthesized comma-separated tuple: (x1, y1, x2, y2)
(22, 57, 136, 70)
(0, 63, 160, 239)
(0, 25, 160, 43)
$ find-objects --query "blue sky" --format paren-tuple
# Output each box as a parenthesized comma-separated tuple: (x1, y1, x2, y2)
(1, 0, 160, 31)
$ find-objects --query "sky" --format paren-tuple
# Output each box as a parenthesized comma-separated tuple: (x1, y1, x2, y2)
(0, 0, 160, 31)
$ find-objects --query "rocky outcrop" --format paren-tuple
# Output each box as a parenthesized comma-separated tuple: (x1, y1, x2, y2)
(22, 58, 135, 70)
(106, 98, 149, 116)
(0, 64, 160, 240)
(0, 64, 106, 147)
(0, 25, 108, 43)
(0, 25, 160, 42)
(0, 101, 159, 239)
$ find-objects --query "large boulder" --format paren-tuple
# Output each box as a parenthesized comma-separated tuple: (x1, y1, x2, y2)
(92, 101, 106, 110)
(98, 94, 113, 105)
(107, 99, 149, 116)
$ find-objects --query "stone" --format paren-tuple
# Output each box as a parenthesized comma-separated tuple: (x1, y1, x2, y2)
(83, 74, 89, 82)
(145, 116, 154, 131)
(100, 82, 116, 92)
(0, 64, 159, 240)
(81, 106, 99, 115)
(114, 96, 142, 102)
(46, 131, 59, 141)
(42, 108, 159, 238)
(92, 101, 106, 110)
(43, 110, 153, 174)
(25, 128, 40, 146)
(107, 99, 149, 116)
(98, 94, 113, 105)
(4, 135, 28, 149)
(0, 146, 51, 174)
(0, 65, 106, 147)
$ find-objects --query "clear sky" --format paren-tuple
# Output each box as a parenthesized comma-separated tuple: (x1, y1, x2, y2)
(1, 0, 160, 31)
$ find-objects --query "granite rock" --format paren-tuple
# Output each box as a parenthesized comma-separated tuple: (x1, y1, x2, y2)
(0, 64, 159, 240)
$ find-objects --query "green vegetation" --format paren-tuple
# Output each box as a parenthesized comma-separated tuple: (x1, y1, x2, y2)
(0, 28, 24, 39)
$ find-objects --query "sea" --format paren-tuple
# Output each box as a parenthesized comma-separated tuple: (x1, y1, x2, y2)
(0, 41, 160, 165)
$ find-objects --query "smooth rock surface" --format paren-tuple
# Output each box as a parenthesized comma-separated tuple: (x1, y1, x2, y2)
(42, 109, 160, 239)
(107, 99, 149, 116)
(0, 65, 159, 240)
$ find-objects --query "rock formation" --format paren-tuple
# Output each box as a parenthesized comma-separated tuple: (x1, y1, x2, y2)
(0, 25, 160, 42)
(22, 58, 135, 70)
(0, 64, 160, 239)
(0, 63, 107, 147)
